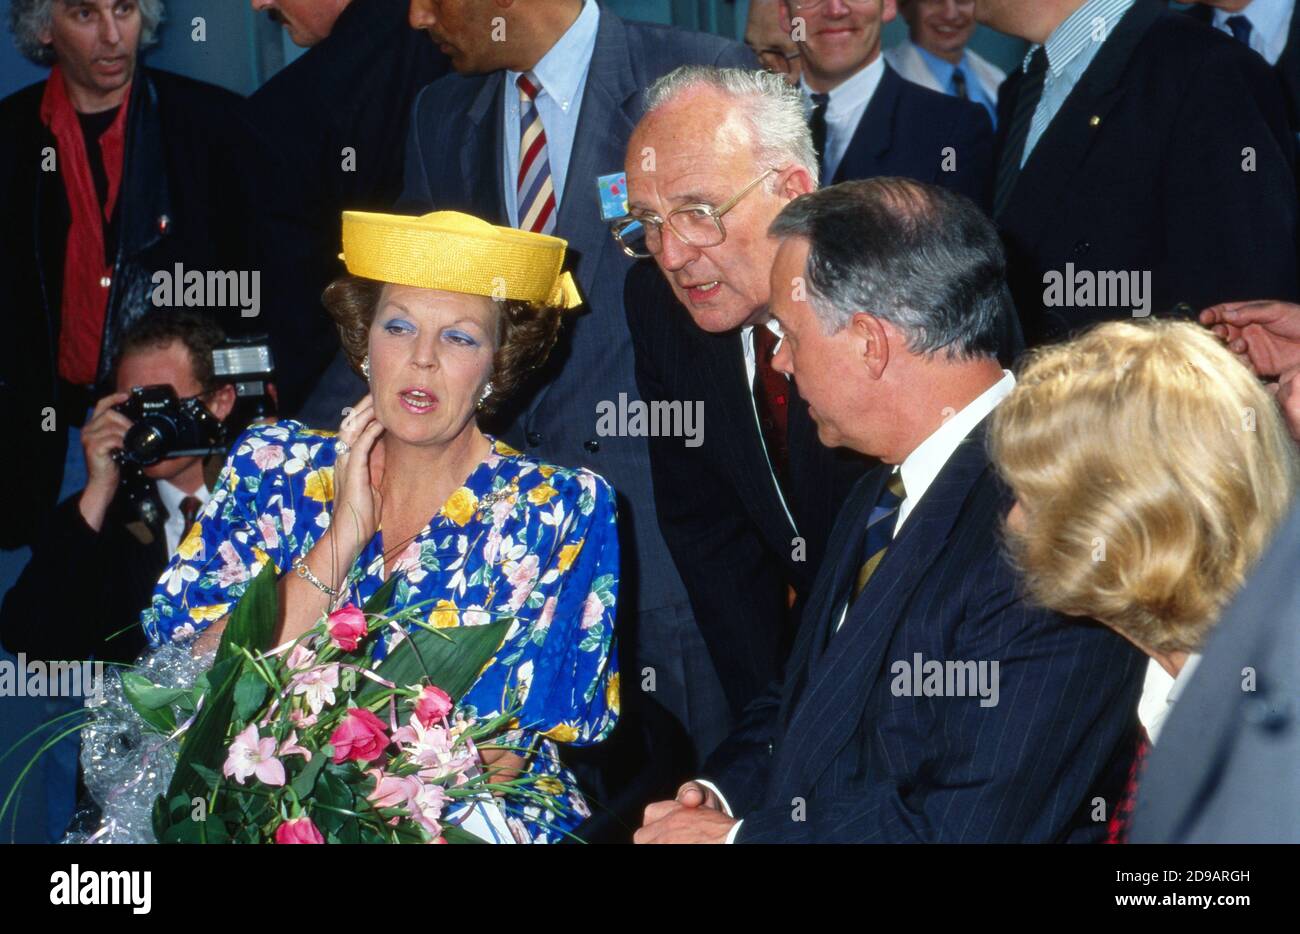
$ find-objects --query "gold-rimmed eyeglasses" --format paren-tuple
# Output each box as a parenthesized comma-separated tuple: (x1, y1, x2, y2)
(611, 168, 776, 260)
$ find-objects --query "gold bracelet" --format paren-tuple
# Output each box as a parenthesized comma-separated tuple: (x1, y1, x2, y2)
(293, 555, 339, 598)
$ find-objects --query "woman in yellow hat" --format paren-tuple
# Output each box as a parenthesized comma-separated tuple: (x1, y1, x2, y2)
(140, 212, 616, 843)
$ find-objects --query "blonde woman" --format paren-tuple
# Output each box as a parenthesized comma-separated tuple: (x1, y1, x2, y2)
(989, 319, 1298, 839)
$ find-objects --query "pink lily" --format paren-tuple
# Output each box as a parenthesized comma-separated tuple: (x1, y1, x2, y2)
(222, 724, 286, 786)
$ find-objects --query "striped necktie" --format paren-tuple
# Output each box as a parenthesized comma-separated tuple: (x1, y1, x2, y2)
(993, 45, 1048, 220)
(851, 472, 907, 602)
(516, 72, 557, 235)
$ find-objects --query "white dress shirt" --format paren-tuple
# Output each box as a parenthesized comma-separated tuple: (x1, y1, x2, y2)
(800, 55, 886, 183)
(157, 477, 211, 556)
(704, 368, 1016, 842)
(1211, 0, 1295, 65)
(741, 319, 797, 532)
(1139, 653, 1203, 745)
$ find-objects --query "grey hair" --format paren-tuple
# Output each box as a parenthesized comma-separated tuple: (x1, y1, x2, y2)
(9, 0, 165, 66)
(769, 177, 1012, 360)
(642, 65, 820, 188)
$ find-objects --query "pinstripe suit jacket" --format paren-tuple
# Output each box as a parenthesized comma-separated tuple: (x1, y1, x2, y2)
(703, 420, 1145, 843)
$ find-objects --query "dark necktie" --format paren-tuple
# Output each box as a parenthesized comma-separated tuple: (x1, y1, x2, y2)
(993, 45, 1049, 220)
(851, 472, 907, 603)
(1105, 727, 1150, 844)
(752, 324, 790, 486)
(951, 67, 969, 100)
(1225, 14, 1253, 48)
(178, 495, 202, 534)
(808, 92, 830, 180)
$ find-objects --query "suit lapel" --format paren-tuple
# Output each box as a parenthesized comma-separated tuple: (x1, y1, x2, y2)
(1279, 4, 1300, 127)
(833, 64, 901, 184)
(997, 0, 1160, 238)
(465, 74, 506, 223)
(775, 429, 995, 797)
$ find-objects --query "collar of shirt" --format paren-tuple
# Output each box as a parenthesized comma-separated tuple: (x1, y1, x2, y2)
(740, 317, 786, 388)
(893, 369, 1015, 534)
(502, 0, 600, 219)
(1145, 652, 1203, 745)
(914, 43, 968, 91)
(1213, 0, 1295, 65)
(800, 55, 886, 180)
(157, 476, 209, 521)
(1022, 0, 1135, 78)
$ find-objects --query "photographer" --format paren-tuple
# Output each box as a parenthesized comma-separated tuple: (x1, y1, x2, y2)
(0, 311, 235, 668)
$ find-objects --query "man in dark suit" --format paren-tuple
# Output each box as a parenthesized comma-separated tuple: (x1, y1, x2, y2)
(1184, 1, 1300, 132)
(982, 0, 1299, 349)
(635, 179, 1143, 844)
(622, 68, 871, 743)
(246, 0, 450, 422)
(399, 0, 755, 832)
(1131, 498, 1300, 843)
(778, 0, 993, 205)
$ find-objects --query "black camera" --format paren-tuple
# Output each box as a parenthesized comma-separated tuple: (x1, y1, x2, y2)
(111, 385, 227, 467)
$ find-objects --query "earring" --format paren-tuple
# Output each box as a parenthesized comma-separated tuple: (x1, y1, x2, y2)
(361, 355, 370, 380)
(475, 381, 494, 411)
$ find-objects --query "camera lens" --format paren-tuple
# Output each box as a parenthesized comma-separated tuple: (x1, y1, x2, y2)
(122, 418, 172, 466)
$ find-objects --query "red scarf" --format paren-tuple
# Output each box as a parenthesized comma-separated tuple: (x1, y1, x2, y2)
(39, 65, 132, 387)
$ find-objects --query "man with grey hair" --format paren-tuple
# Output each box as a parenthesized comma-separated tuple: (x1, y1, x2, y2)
(0, 1, 258, 840)
(621, 65, 873, 771)
(636, 177, 1143, 843)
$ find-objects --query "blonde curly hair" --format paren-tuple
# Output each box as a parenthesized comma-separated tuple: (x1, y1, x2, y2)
(989, 320, 1298, 654)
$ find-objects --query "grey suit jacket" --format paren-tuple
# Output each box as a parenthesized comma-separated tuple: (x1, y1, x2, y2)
(399, 7, 754, 618)
(1131, 504, 1300, 843)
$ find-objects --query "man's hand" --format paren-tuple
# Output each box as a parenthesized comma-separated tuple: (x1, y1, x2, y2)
(1200, 301, 1300, 377)
(78, 391, 133, 532)
(1268, 365, 1300, 442)
(634, 798, 737, 844)
(673, 780, 726, 811)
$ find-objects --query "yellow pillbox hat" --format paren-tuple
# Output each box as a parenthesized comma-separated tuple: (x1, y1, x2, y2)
(340, 210, 583, 309)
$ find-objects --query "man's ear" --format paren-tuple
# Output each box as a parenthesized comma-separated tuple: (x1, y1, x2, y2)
(778, 0, 795, 37)
(209, 383, 237, 422)
(852, 311, 890, 379)
(779, 163, 817, 201)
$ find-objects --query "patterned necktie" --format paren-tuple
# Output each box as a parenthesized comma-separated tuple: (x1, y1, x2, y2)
(808, 92, 830, 179)
(178, 495, 202, 536)
(1105, 726, 1150, 844)
(993, 45, 1049, 220)
(752, 324, 790, 486)
(851, 472, 907, 602)
(1225, 14, 1253, 48)
(516, 72, 557, 235)
(951, 67, 969, 100)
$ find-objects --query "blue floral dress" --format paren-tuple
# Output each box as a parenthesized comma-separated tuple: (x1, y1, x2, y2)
(140, 420, 620, 843)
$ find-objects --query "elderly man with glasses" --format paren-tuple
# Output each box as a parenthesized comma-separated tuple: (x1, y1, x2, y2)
(619, 67, 875, 767)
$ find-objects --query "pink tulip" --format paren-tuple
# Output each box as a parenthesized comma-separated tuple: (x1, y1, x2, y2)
(413, 684, 453, 727)
(222, 724, 286, 786)
(274, 816, 324, 844)
(329, 707, 390, 764)
(365, 769, 422, 810)
(327, 604, 368, 652)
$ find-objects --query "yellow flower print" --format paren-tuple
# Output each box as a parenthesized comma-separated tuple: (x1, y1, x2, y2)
(606, 672, 620, 715)
(527, 484, 558, 506)
(442, 487, 478, 526)
(535, 776, 565, 795)
(251, 546, 278, 574)
(537, 465, 557, 479)
(557, 540, 583, 572)
(177, 524, 205, 560)
(303, 467, 335, 503)
(430, 599, 460, 629)
(543, 722, 578, 743)
(189, 603, 229, 622)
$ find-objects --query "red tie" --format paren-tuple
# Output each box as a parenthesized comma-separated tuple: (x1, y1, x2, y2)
(753, 325, 789, 484)
(1105, 727, 1150, 844)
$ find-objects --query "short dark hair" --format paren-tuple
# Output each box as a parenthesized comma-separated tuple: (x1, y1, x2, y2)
(321, 276, 564, 417)
(768, 177, 1012, 359)
(113, 309, 227, 392)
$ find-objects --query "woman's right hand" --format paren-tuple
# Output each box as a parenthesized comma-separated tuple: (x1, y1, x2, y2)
(328, 394, 386, 568)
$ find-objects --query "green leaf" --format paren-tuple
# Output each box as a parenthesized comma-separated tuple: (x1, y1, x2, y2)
(120, 673, 181, 735)
(358, 618, 512, 705)
(155, 568, 281, 843)
(362, 575, 399, 617)
(290, 751, 328, 799)
(233, 671, 268, 723)
(441, 823, 488, 844)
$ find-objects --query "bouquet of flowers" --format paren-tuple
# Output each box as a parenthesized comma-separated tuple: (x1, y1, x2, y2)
(5, 568, 572, 844)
